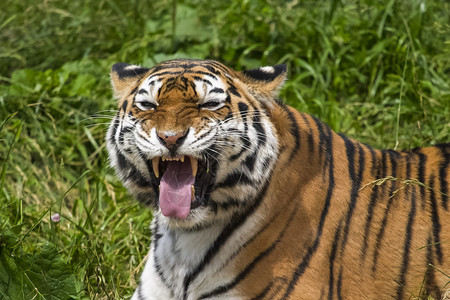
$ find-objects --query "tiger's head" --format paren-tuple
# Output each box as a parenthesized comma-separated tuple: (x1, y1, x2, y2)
(106, 59, 287, 229)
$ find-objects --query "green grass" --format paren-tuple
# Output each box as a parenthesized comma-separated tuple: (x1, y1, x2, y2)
(0, 0, 449, 298)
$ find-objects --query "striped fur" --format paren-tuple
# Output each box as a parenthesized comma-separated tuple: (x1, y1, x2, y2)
(106, 59, 450, 299)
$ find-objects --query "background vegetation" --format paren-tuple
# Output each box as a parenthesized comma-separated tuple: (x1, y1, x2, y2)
(0, 0, 449, 298)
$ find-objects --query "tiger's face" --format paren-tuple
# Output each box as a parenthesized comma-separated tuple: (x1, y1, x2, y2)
(107, 59, 286, 229)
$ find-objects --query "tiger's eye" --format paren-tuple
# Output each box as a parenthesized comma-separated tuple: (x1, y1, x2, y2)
(136, 101, 156, 111)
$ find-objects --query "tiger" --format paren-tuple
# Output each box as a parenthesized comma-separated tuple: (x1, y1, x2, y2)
(106, 59, 450, 300)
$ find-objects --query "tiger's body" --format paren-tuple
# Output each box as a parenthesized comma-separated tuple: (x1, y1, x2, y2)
(106, 59, 450, 299)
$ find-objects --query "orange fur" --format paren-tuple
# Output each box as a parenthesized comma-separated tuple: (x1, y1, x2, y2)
(108, 59, 450, 299)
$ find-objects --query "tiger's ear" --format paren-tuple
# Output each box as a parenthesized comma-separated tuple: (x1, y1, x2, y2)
(110, 63, 150, 99)
(237, 64, 287, 105)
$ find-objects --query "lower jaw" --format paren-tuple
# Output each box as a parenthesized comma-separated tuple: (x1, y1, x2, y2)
(156, 206, 213, 230)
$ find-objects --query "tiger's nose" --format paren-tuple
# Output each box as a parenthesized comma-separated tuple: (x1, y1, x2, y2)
(156, 130, 188, 150)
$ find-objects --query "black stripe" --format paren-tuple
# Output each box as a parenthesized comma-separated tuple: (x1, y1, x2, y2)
(126, 166, 151, 188)
(340, 136, 365, 250)
(429, 174, 443, 263)
(216, 203, 286, 270)
(215, 172, 253, 189)
(137, 283, 145, 300)
(185, 70, 218, 80)
(195, 127, 216, 144)
(417, 151, 427, 208)
(151, 70, 183, 77)
(229, 140, 249, 161)
(225, 93, 231, 103)
(361, 150, 380, 261)
(118, 126, 132, 146)
(136, 192, 155, 206)
(215, 198, 241, 210)
(201, 78, 213, 86)
(310, 116, 330, 176)
(238, 102, 249, 115)
(209, 61, 233, 74)
(395, 172, 416, 299)
(230, 103, 250, 162)
(372, 150, 397, 272)
(337, 269, 343, 300)
(283, 106, 301, 160)
(109, 116, 120, 143)
(437, 144, 449, 209)
(152, 222, 174, 296)
(244, 152, 257, 172)
(129, 86, 138, 96)
(252, 114, 266, 146)
(360, 146, 380, 261)
(138, 89, 148, 94)
(198, 204, 299, 299)
(182, 180, 271, 299)
(300, 113, 314, 154)
(204, 65, 221, 76)
(380, 150, 388, 195)
(192, 76, 203, 83)
(209, 87, 224, 94)
(282, 123, 334, 299)
(425, 235, 440, 297)
(121, 100, 129, 112)
(363, 143, 377, 177)
(253, 282, 273, 299)
(117, 151, 127, 170)
(311, 116, 326, 162)
(228, 82, 241, 97)
(328, 223, 342, 300)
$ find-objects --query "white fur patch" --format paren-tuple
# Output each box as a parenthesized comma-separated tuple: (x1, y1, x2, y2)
(260, 66, 275, 73)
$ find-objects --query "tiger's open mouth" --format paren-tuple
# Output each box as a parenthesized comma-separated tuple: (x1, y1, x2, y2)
(151, 155, 216, 219)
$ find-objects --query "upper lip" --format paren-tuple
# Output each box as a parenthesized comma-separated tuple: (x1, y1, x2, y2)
(151, 155, 198, 178)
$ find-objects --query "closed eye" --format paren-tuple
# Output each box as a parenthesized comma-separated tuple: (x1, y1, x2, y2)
(199, 101, 222, 110)
(136, 101, 157, 111)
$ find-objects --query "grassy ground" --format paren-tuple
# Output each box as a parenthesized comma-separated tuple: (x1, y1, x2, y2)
(0, 0, 449, 299)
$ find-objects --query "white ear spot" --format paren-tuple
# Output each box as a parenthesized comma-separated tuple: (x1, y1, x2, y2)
(260, 66, 275, 73)
(124, 65, 141, 70)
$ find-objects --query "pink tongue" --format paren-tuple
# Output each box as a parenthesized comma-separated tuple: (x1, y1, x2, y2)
(159, 160, 195, 219)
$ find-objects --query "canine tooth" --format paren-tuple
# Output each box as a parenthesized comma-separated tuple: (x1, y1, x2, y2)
(191, 185, 195, 201)
(152, 157, 160, 178)
(162, 156, 166, 161)
(190, 157, 198, 177)
(180, 155, 185, 162)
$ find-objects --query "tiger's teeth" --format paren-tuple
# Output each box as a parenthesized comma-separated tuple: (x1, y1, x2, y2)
(180, 155, 185, 162)
(191, 185, 195, 201)
(190, 157, 198, 177)
(152, 157, 160, 178)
